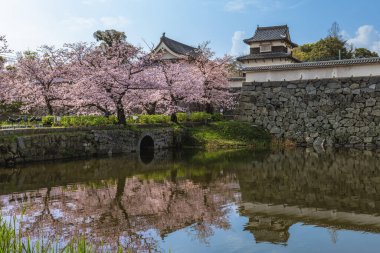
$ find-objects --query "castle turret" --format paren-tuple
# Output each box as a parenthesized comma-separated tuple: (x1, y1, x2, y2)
(237, 25, 300, 67)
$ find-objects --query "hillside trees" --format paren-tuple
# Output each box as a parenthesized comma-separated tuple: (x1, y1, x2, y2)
(353, 48, 379, 58)
(293, 22, 379, 62)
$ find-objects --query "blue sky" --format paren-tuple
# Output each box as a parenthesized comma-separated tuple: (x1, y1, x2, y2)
(1, 0, 380, 56)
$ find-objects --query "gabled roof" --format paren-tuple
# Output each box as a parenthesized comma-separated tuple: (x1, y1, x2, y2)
(237, 52, 301, 63)
(156, 33, 197, 56)
(244, 25, 298, 47)
(242, 57, 380, 72)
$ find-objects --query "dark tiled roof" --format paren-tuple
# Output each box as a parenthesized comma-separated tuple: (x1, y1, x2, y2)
(237, 52, 300, 62)
(243, 57, 380, 72)
(159, 34, 197, 56)
(244, 25, 298, 47)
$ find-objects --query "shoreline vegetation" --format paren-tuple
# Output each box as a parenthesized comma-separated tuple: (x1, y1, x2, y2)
(0, 112, 282, 151)
(0, 112, 282, 150)
(0, 215, 123, 253)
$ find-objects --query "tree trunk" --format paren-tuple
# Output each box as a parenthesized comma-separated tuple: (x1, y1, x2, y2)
(205, 103, 214, 114)
(116, 103, 126, 125)
(170, 112, 178, 123)
(145, 102, 157, 115)
(45, 98, 54, 115)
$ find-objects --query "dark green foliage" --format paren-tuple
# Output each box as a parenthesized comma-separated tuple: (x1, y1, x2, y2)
(293, 37, 352, 62)
(293, 22, 378, 62)
(353, 48, 379, 58)
(93, 30, 127, 47)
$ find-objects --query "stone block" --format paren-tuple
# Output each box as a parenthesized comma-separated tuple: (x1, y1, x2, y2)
(350, 83, 360, 89)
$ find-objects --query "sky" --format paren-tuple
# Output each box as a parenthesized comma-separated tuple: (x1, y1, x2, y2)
(1, 0, 380, 57)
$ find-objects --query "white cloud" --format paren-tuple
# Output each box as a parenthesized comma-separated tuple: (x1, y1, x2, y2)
(224, 0, 306, 12)
(347, 25, 380, 53)
(225, 0, 249, 12)
(230, 31, 248, 56)
(61, 17, 97, 31)
(100, 16, 130, 28)
(61, 16, 130, 32)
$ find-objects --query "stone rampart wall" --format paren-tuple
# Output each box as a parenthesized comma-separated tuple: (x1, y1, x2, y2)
(238, 76, 380, 147)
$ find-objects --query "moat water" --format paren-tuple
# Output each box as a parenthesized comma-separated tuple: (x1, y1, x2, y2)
(1, 148, 380, 253)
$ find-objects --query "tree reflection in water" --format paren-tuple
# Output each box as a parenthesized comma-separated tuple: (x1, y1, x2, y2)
(1, 148, 380, 252)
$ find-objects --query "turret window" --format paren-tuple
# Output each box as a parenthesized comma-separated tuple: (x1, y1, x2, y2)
(260, 44, 272, 53)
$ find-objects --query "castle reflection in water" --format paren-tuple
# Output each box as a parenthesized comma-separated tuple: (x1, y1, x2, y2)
(1, 148, 380, 251)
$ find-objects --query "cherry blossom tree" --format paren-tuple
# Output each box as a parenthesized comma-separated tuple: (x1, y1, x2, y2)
(124, 89, 164, 115)
(0, 35, 9, 100)
(10, 46, 72, 115)
(67, 30, 158, 124)
(138, 61, 202, 117)
(191, 43, 235, 113)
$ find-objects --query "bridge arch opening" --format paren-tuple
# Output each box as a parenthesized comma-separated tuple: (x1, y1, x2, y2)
(139, 135, 155, 164)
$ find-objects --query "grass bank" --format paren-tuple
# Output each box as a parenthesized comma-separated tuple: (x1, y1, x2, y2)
(181, 121, 271, 149)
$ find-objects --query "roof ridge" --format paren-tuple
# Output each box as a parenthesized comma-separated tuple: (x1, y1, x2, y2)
(257, 25, 288, 30)
(161, 36, 196, 50)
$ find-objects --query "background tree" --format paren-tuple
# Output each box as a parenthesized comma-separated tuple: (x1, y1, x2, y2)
(10, 46, 71, 115)
(0, 35, 9, 54)
(328, 21, 343, 40)
(293, 22, 379, 62)
(353, 48, 379, 58)
(93, 30, 127, 47)
(0, 35, 10, 69)
(293, 36, 352, 61)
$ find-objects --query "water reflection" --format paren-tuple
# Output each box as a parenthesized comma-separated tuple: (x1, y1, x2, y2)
(1, 149, 380, 252)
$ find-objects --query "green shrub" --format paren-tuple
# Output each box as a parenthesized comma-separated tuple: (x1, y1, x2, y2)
(175, 112, 214, 123)
(176, 112, 188, 123)
(34, 112, 219, 128)
(189, 112, 212, 122)
(211, 113, 223, 122)
(42, 116, 54, 126)
(127, 114, 171, 124)
(58, 115, 118, 127)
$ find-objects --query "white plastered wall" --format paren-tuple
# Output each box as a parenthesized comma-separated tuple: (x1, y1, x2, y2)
(246, 63, 380, 82)
(243, 58, 292, 67)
